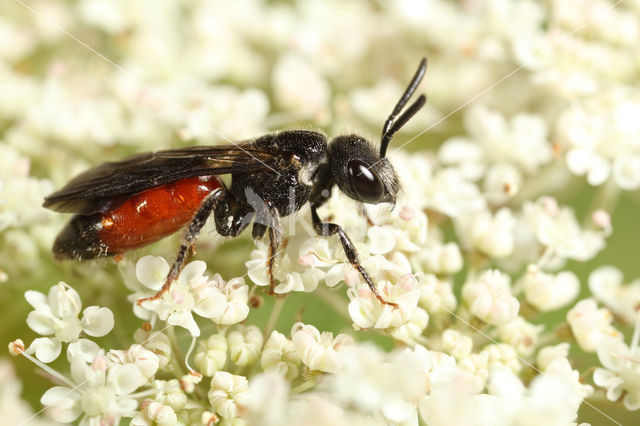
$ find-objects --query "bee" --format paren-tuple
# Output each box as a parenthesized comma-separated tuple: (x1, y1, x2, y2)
(44, 58, 427, 306)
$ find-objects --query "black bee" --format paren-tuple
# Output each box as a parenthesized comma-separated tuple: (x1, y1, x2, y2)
(43, 58, 427, 306)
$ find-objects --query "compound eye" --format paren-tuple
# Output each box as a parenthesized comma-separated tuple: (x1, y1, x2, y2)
(347, 160, 384, 204)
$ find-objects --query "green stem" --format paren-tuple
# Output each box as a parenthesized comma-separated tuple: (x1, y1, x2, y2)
(582, 177, 620, 229)
(264, 295, 287, 339)
(314, 286, 350, 319)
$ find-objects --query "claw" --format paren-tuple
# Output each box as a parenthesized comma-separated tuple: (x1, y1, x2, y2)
(136, 279, 173, 306)
(371, 287, 399, 309)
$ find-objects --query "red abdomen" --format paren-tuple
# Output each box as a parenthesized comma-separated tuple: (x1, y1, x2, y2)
(53, 176, 222, 260)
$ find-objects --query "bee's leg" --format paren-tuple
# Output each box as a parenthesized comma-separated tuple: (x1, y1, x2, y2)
(266, 218, 282, 294)
(310, 205, 398, 308)
(137, 188, 227, 305)
(252, 202, 282, 295)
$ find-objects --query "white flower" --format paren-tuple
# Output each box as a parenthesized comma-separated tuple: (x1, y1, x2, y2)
(77, 0, 128, 34)
(537, 343, 570, 372)
(131, 401, 177, 426)
(40, 341, 155, 424)
(567, 299, 622, 352)
(136, 256, 249, 336)
(482, 343, 522, 375)
(419, 366, 488, 426)
(522, 265, 580, 311)
(544, 358, 594, 406)
(423, 168, 486, 217)
(107, 344, 160, 380)
(0, 144, 54, 233)
(367, 225, 398, 255)
(319, 344, 436, 424)
(150, 379, 186, 412)
(133, 328, 172, 369)
(260, 331, 300, 381)
(442, 329, 473, 360)
(486, 360, 592, 425)
(414, 243, 463, 276)
(594, 333, 640, 411)
(457, 351, 491, 390)
(228, 325, 263, 367)
(194, 334, 228, 377)
(390, 305, 430, 345)
(272, 53, 330, 120)
(497, 316, 544, 357)
(247, 371, 291, 426)
(417, 274, 458, 317)
(589, 265, 640, 323)
(483, 163, 522, 204)
(25, 282, 114, 362)
(347, 279, 423, 332)
(208, 372, 251, 419)
(455, 207, 515, 258)
(462, 269, 519, 326)
(207, 274, 250, 325)
(522, 197, 606, 262)
(290, 322, 353, 373)
(557, 89, 640, 189)
(440, 105, 552, 177)
(180, 86, 270, 141)
(246, 239, 323, 294)
(320, 344, 396, 415)
(550, 0, 639, 45)
(0, 359, 47, 425)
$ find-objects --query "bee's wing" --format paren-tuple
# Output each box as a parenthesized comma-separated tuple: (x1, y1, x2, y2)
(43, 143, 291, 214)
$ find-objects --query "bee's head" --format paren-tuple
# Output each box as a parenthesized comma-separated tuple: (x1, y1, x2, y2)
(329, 135, 399, 205)
(329, 58, 428, 206)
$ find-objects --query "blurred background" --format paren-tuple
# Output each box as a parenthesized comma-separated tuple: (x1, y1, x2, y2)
(1, 0, 639, 423)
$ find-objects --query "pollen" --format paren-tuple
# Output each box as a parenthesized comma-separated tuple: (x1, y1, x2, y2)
(101, 217, 114, 228)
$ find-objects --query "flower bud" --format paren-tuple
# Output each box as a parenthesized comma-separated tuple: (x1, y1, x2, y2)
(153, 379, 187, 411)
(522, 265, 579, 311)
(208, 371, 250, 419)
(229, 325, 263, 367)
(260, 331, 300, 380)
(442, 329, 473, 359)
(462, 270, 519, 326)
(567, 299, 622, 352)
(194, 334, 228, 376)
(536, 343, 570, 371)
(497, 316, 543, 356)
(133, 328, 172, 369)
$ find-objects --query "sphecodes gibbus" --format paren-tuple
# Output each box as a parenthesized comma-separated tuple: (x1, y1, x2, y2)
(43, 58, 428, 307)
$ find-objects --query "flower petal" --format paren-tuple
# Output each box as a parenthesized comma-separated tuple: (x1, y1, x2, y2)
(81, 306, 115, 336)
(24, 290, 47, 309)
(26, 310, 56, 335)
(27, 337, 62, 363)
(67, 339, 102, 363)
(596, 337, 628, 370)
(136, 255, 169, 290)
(40, 386, 82, 423)
(180, 260, 208, 283)
(48, 283, 82, 318)
(168, 311, 200, 336)
(108, 363, 146, 395)
(193, 287, 225, 318)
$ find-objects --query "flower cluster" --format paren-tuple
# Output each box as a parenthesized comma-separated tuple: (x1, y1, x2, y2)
(4, 0, 640, 424)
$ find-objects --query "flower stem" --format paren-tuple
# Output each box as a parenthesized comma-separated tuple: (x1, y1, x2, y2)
(314, 286, 350, 318)
(264, 295, 287, 339)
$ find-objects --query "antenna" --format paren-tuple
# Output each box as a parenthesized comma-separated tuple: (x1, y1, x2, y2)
(380, 58, 427, 157)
